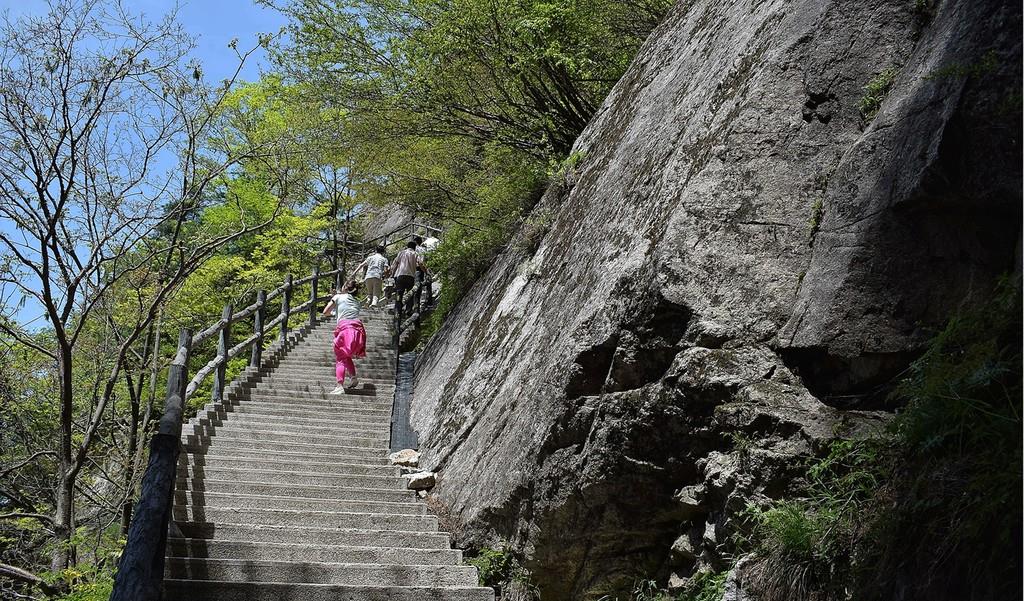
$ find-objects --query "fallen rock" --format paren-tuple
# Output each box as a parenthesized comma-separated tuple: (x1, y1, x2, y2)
(674, 484, 706, 520)
(389, 449, 421, 467)
(670, 532, 699, 563)
(406, 471, 436, 490)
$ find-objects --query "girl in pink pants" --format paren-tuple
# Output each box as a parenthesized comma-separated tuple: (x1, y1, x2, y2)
(322, 280, 366, 393)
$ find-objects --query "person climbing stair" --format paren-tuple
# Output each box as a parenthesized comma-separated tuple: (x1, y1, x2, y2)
(388, 239, 431, 319)
(322, 280, 367, 393)
(354, 245, 390, 308)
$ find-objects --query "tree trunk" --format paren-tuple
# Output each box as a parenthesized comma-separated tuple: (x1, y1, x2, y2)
(52, 343, 75, 571)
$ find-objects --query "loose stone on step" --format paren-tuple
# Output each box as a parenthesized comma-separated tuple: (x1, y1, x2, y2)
(406, 471, 436, 490)
(389, 449, 421, 467)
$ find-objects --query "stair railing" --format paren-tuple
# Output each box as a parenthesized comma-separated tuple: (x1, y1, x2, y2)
(392, 272, 435, 350)
(111, 265, 343, 601)
(362, 221, 443, 255)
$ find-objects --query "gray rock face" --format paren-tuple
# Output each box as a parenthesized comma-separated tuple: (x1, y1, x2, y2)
(410, 0, 1020, 598)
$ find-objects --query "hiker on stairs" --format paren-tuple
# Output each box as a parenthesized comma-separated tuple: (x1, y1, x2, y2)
(322, 280, 367, 394)
(354, 244, 390, 308)
(388, 239, 431, 320)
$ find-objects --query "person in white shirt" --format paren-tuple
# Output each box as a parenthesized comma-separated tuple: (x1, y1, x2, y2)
(355, 245, 389, 308)
(321, 280, 366, 393)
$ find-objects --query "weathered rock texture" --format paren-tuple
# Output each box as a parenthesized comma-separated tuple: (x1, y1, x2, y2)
(410, 0, 1021, 598)
(360, 203, 415, 242)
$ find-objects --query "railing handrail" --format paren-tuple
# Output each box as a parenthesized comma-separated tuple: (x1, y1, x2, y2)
(362, 221, 442, 251)
(111, 263, 344, 600)
(189, 268, 342, 348)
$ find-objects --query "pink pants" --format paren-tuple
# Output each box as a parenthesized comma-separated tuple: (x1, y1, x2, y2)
(333, 319, 366, 383)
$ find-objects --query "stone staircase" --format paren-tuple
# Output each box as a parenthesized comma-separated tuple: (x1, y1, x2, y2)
(163, 309, 493, 600)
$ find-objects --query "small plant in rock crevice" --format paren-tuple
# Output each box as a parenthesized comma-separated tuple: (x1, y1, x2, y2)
(728, 431, 755, 468)
(858, 67, 900, 121)
(515, 208, 555, 256)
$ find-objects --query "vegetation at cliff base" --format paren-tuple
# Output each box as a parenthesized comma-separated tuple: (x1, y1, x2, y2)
(465, 546, 540, 601)
(741, 279, 1023, 601)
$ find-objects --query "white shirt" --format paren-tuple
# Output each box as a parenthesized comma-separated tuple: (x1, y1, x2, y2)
(363, 253, 389, 280)
(421, 237, 439, 252)
(331, 293, 361, 322)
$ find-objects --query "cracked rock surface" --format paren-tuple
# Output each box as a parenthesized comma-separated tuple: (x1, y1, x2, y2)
(409, 0, 1021, 598)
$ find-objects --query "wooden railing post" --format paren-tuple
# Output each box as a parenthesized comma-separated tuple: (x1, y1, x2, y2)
(250, 290, 266, 367)
(309, 266, 319, 326)
(211, 304, 232, 403)
(111, 329, 192, 601)
(279, 274, 293, 344)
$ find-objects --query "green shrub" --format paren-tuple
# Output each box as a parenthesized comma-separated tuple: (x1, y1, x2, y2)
(679, 571, 727, 601)
(465, 547, 540, 600)
(467, 547, 517, 586)
(597, 573, 727, 601)
(742, 436, 892, 600)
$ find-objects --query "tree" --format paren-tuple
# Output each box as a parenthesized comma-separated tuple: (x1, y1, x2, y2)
(261, 0, 672, 314)
(0, 0, 283, 572)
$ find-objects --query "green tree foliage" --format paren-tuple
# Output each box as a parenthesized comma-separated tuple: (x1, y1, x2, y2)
(265, 0, 671, 313)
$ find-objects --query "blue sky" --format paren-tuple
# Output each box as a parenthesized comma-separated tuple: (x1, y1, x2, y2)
(0, 0, 286, 82)
(0, 0, 289, 326)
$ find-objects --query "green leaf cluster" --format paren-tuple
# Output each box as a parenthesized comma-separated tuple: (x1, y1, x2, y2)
(264, 0, 671, 322)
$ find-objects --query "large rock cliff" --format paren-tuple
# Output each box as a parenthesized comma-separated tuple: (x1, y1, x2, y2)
(410, 0, 1021, 598)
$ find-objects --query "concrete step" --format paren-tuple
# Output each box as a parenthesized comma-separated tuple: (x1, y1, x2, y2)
(163, 580, 495, 601)
(261, 372, 397, 384)
(174, 479, 413, 503)
(173, 490, 425, 515)
(244, 385, 394, 399)
(190, 421, 390, 442)
(173, 522, 450, 549)
(281, 346, 395, 355)
(171, 506, 438, 531)
(264, 372, 397, 383)
(166, 539, 462, 565)
(242, 389, 394, 405)
(184, 447, 388, 468)
(217, 403, 391, 420)
(165, 558, 478, 587)
(254, 376, 396, 386)
(276, 350, 395, 360)
(177, 466, 403, 489)
(184, 454, 396, 476)
(185, 425, 389, 447)
(219, 402, 392, 420)
(197, 413, 391, 434)
(278, 352, 395, 361)
(183, 437, 388, 459)
(259, 371, 397, 383)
